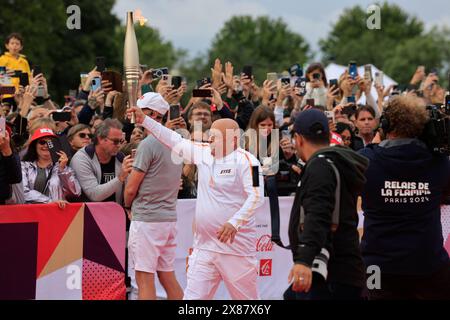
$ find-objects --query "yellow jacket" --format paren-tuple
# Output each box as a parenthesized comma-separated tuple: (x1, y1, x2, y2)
(0, 52, 31, 76)
(0, 52, 31, 98)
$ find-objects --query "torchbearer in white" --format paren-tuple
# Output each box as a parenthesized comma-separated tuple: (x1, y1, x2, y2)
(127, 105, 265, 300)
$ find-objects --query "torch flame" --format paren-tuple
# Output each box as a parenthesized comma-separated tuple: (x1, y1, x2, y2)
(134, 9, 148, 26)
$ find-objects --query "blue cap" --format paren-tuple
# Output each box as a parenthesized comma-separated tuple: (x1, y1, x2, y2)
(294, 109, 330, 137)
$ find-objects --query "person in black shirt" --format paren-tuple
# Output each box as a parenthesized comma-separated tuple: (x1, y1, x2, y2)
(359, 95, 450, 299)
(287, 109, 368, 300)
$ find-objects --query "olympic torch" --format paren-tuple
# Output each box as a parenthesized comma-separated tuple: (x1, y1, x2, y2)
(124, 11, 140, 124)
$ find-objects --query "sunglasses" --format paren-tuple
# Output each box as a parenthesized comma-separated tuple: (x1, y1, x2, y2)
(106, 137, 125, 145)
(37, 139, 50, 145)
(78, 132, 94, 139)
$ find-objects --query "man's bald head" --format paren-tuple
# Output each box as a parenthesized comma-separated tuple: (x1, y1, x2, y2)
(209, 119, 241, 158)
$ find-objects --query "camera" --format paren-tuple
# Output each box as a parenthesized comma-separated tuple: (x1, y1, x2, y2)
(151, 67, 169, 79)
(419, 104, 450, 155)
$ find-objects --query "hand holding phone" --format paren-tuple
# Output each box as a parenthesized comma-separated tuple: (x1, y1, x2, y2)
(348, 61, 357, 80)
(324, 111, 335, 123)
(169, 104, 180, 120)
(47, 138, 64, 164)
(242, 65, 253, 79)
(91, 77, 102, 91)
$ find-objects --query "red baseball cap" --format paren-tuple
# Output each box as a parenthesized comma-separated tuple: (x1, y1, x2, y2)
(29, 128, 57, 144)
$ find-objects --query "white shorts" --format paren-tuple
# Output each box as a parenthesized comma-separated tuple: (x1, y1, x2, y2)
(184, 248, 259, 300)
(128, 221, 177, 274)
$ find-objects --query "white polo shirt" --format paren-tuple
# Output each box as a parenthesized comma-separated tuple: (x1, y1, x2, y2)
(142, 116, 265, 256)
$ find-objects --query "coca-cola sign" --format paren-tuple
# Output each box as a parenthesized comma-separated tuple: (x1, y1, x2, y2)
(259, 259, 272, 276)
(256, 234, 274, 252)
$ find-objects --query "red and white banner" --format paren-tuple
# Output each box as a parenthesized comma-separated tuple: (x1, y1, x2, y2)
(153, 198, 450, 300)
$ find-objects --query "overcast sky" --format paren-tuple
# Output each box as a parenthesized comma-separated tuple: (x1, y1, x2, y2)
(113, 0, 450, 58)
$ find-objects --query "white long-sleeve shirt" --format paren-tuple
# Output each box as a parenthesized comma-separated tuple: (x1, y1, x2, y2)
(142, 116, 265, 256)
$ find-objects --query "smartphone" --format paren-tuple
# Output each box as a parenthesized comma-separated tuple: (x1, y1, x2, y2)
(151, 67, 169, 79)
(19, 72, 29, 87)
(47, 138, 63, 164)
(375, 71, 384, 87)
(131, 149, 137, 159)
(0, 86, 15, 95)
(51, 111, 72, 122)
(162, 74, 172, 84)
(0, 66, 6, 75)
(281, 129, 291, 141)
(33, 65, 42, 77)
(342, 104, 357, 116)
(364, 65, 372, 82)
(242, 65, 253, 79)
(295, 77, 307, 96)
(329, 79, 338, 89)
(306, 98, 315, 107)
(347, 96, 356, 104)
(281, 77, 290, 86)
(445, 95, 450, 113)
(0, 117, 5, 137)
(324, 111, 335, 123)
(348, 61, 357, 79)
(196, 77, 211, 88)
(266, 72, 278, 83)
(289, 64, 303, 77)
(192, 89, 212, 98)
(91, 77, 102, 91)
(11, 70, 22, 78)
(80, 73, 88, 88)
(169, 104, 181, 120)
(95, 56, 106, 72)
(172, 76, 182, 90)
(101, 70, 123, 92)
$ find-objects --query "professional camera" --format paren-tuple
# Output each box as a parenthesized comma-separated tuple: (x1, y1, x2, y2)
(420, 103, 450, 155)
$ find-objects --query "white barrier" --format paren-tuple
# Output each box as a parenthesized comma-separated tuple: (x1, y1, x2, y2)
(150, 198, 450, 300)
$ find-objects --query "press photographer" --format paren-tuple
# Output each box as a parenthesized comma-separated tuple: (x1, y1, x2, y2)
(359, 95, 450, 299)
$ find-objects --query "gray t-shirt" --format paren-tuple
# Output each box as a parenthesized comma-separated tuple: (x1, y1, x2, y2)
(131, 135, 183, 222)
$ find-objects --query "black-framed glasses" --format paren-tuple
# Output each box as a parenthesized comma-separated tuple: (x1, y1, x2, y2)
(106, 137, 125, 145)
(78, 132, 94, 139)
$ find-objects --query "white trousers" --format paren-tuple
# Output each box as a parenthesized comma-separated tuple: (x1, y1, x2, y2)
(184, 248, 259, 300)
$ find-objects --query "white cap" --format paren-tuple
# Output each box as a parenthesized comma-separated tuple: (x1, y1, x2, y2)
(136, 92, 170, 115)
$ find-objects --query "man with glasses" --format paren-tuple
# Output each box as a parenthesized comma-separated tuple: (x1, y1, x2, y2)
(71, 118, 134, 204)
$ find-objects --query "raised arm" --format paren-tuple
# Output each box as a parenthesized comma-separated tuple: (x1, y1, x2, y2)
(130, 107, 206, 165)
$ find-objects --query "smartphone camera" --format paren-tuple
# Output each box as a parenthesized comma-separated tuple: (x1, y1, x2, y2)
(348, 61, 357, 79)
(196, 77, 211, 88)
(295, 77, 307, 96)
(281, 77, 290, 86)
(91, 77, 102, 91)
(289, 64, 303, 78)
(151, 67, 169, 79)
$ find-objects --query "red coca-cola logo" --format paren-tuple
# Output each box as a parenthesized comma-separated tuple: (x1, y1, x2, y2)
(259, 259, 272, 276)
(256, 235, 274, 252)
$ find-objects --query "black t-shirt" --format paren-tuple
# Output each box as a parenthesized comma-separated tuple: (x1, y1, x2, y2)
(100, 157, 116, 202)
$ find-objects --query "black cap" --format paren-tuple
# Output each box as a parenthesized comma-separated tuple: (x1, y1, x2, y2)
(294, 109, 330, 137)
